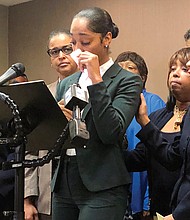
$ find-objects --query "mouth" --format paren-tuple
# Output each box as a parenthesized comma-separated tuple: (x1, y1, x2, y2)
(170, 80, 180, 86)
(170, 81, 181, 91)
(59, 62, 70, 67)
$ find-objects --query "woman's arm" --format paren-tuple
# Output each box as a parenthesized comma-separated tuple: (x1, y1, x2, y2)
(136, 94, 182, 170)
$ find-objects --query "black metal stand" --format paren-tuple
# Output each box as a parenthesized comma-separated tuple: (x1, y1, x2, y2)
(0, 82, 76, 220)
(13, 144, 25, 220)
(1, 131, 69, 220)
(0, 91, 25, 220)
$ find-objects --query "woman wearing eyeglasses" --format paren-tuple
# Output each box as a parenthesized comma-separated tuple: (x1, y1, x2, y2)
(47, 30, 78, 82)
(52, 7, 142, 220)
(24, 30, 78, 220)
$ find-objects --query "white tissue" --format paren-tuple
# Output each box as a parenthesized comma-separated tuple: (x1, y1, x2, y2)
(70, 49, 81, 65)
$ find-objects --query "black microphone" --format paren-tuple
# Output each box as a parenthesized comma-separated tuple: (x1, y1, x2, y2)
(0, 63, 25, 86)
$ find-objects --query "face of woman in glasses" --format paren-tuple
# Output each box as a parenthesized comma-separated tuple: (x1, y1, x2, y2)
(48, 33, 78, 79)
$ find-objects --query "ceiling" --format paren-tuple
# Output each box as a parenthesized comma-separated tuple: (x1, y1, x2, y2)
(0, 0, 32, 6)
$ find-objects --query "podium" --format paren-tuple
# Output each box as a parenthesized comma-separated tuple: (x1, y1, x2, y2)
(0, 80, 68, 219)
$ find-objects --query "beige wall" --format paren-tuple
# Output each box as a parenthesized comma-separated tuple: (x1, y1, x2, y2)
(4, 0, 190, 101)
(0, 5, 8, 74)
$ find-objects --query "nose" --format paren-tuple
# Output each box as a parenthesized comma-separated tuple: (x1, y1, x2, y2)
(172, 68, 180, 77)
(58, 50, 66, 58)
(73, 43, 84, 52)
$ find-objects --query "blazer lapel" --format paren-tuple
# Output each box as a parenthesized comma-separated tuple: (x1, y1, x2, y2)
(66, 72, 81, 91)
(81, 63, 122, 120)
(102, 63, 121, 86)
(82, 103, 91, 120)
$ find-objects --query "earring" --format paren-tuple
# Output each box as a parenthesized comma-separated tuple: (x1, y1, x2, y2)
(105, 45, 108, 48)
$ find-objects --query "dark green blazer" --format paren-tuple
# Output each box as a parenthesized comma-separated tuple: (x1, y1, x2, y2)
(52, 63, 142, 192)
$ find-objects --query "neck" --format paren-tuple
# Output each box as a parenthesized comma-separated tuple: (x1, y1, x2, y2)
(99, 56, 110, 66)
(58, 74, 66, 81)
(175, 101, 190, 111)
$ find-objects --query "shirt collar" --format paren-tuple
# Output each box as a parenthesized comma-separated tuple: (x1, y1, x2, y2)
(79, 58, 114, 92)
(99, 58, 114, 77)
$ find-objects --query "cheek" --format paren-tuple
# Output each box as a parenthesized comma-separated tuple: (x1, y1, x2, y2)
(72, 42, 86, 52)
(52, 61, 62, 72)
(183, 76, 190, 87)
(88, 41, 103, 55)
(51, 58, 57, 66)
(167, 75, 172, 88)
(181, 83, 190, 96)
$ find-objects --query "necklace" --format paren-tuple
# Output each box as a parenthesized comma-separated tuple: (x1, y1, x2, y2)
(173, 105, 187, 130)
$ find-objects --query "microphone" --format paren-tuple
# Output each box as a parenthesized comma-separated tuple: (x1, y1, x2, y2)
(64, 84, 89, 147)
(0, 63, 25, 86)
(64, 83, 88, 110)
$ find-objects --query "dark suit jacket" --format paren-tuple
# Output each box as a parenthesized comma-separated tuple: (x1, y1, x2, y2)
(125, 107, 180, 216)
(136, 107, 190, 220)
(52, 63, 142, 192)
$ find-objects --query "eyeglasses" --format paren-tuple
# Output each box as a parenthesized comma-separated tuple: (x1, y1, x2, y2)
(47, 44, 73, 58)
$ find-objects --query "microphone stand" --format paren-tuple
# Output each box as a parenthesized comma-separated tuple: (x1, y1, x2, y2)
(13, 144, 25, 220)
(2, 145, 26, 220)
(0, 92, 26, 220)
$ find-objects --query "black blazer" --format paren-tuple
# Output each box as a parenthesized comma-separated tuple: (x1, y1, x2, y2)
(52, 63, 142, 192)
(136, 107, 190, 220)
(125, 107, 180, 216)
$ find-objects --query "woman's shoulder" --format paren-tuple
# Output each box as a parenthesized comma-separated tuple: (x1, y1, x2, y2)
(149, 107, 173, 125)
(150, 107, 168, 117)
(60, 71, 81, 85)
